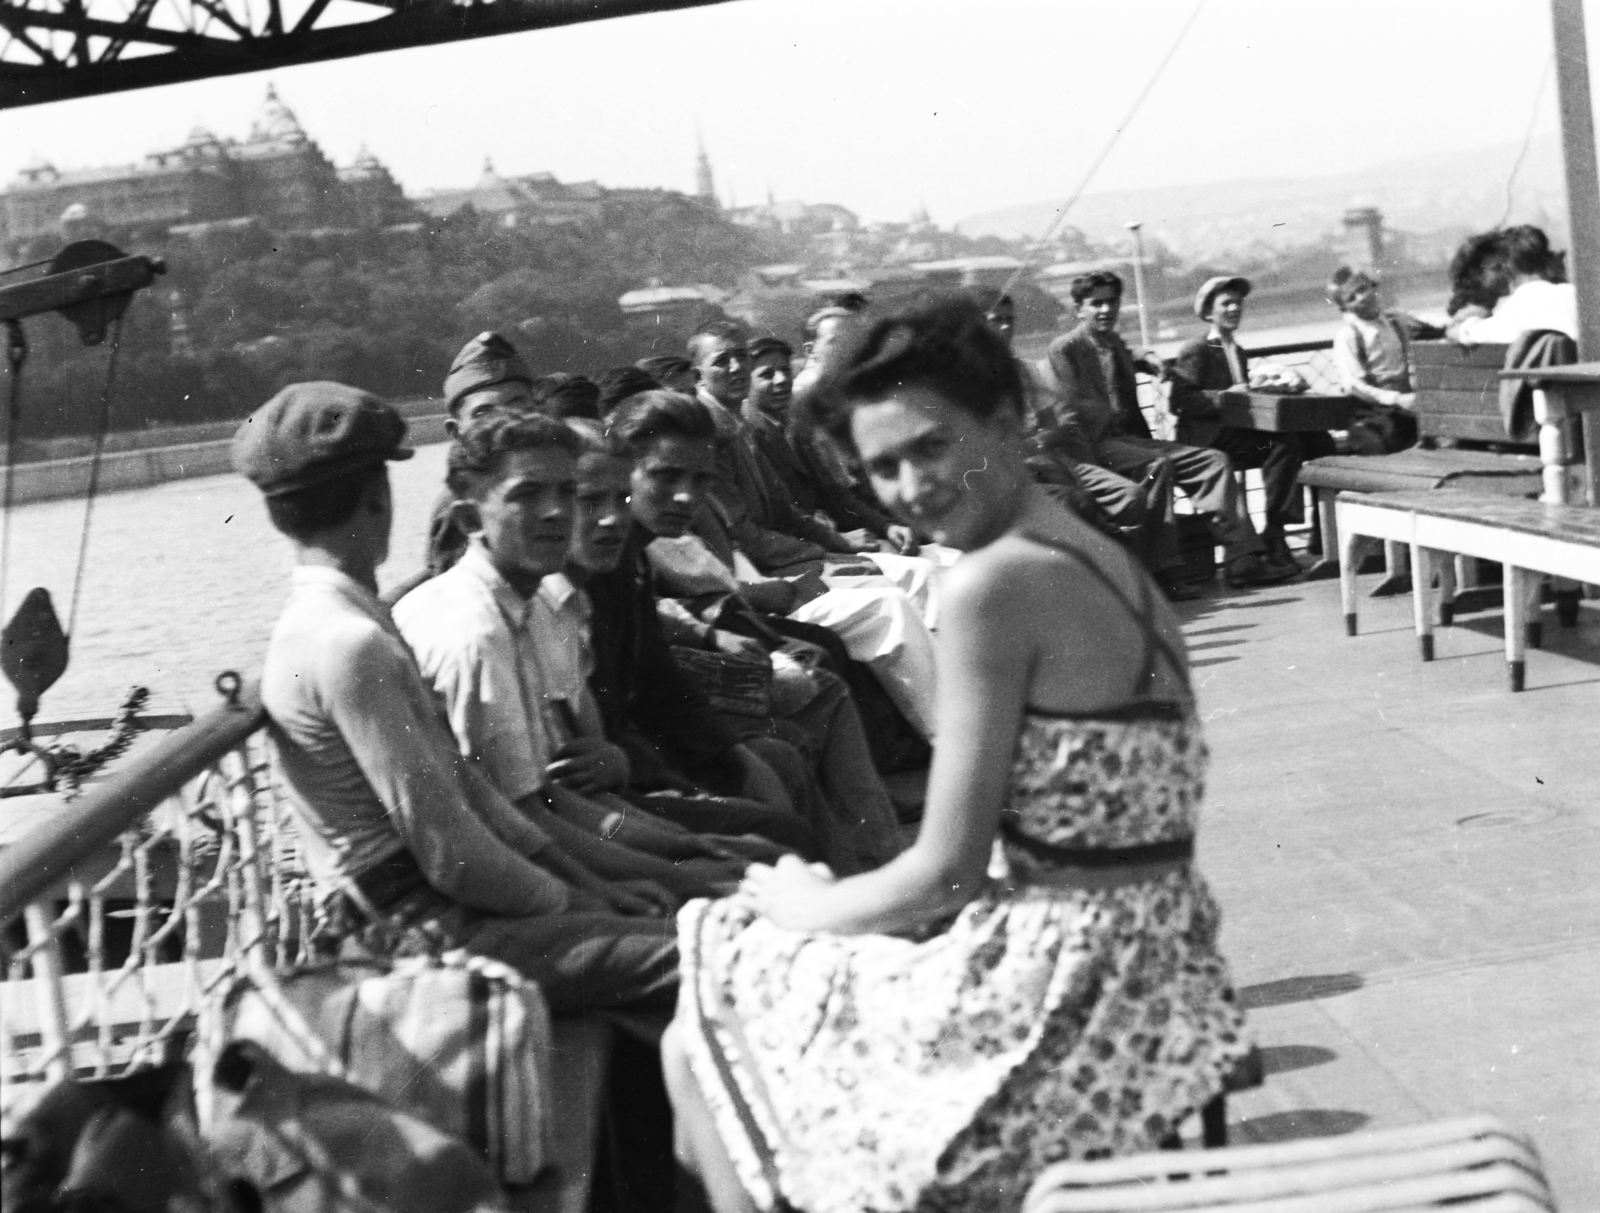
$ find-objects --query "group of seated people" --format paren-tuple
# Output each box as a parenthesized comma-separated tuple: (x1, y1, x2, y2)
(229, 224, 1574, 1211)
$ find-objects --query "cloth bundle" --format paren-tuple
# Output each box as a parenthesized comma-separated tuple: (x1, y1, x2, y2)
(194, 954, 555, 1186)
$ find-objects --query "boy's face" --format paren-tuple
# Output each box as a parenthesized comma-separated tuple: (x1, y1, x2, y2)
(450, 382, 536, 436)
(693, 336, 750, 407)
(474, 446, 578, 584)
(570, 452, 634, 573)
(629, 434, 717, 539)
(1211, 289, 1246, 334)
(748, 350, 794, 415)
(1344, 280, 1381, 320)
(1079, 285, 1122, 334)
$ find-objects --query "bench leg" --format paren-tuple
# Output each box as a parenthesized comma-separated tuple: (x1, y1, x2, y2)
(1437, 549, 1458, 627)
(1201, 1094, 1228, 1149)
(1505, 565, 1529, 691)
(1456, 554, 1480, 591)
(1410, 543, 1435, 661)
(1339, 521, 1361, 636)
(1370, 540, 1413, 598)
(1526, 574, 1545, 650)
(1303, 489, 1341, 581)
(1555, 584, 1582, 627)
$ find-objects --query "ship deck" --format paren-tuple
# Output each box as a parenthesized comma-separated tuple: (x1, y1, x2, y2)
(1189, 568, 1600, 1202)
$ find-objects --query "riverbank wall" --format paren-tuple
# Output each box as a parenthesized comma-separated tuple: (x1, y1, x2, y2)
(0, 399, 447, 504)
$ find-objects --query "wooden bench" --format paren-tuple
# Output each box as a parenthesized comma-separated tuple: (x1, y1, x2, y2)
(1300, 342, 1544, 582)
(1336, 489, 1600, 690)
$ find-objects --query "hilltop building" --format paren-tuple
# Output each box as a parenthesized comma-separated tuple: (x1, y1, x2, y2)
(695, 134, 717, 208)
(0, 86, 411, 251)
(414, 160, 605, 228)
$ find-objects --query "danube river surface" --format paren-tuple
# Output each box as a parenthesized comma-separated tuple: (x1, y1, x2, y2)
(3, 443, 452, 721)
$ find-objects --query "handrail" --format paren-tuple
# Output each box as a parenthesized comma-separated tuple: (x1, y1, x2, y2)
(0, 684, 265, 925)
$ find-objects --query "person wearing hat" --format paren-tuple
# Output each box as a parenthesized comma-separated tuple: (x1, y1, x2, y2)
(1170, 276, 1336, 574)
(241, 381, 679, 1016)
(442, 330, 536, 437)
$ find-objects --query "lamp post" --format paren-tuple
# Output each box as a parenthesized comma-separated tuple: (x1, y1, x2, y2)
(1125, 220, 1152, 350)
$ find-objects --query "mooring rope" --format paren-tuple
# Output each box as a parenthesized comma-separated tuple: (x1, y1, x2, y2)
(66, 315, 124, 642)
(999, 0, 1209, 302)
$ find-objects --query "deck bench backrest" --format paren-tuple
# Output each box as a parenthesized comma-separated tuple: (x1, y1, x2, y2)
(1410, 341, 1528, 450)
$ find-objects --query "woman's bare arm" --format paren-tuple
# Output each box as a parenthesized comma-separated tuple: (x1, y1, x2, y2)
(742, 549, 1035, 934)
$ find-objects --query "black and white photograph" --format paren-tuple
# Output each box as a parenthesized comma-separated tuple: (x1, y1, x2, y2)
(0, 1, 1595, 1208)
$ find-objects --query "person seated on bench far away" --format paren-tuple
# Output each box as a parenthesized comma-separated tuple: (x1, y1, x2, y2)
(241, 382, 678, 1018)
(1448, 225, 1577, 345)
(1170, 276, 1337, 574)
(1326, 266, 1442, 455)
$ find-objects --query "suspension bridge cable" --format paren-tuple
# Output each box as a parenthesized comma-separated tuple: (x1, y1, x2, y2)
(1000, 0, 1209, 301)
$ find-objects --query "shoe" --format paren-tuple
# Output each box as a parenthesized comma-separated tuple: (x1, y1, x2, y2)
(1155, 572, 1205, 602)
(1224, 553, 1300, 589)
(1261, 533, 1303, 573)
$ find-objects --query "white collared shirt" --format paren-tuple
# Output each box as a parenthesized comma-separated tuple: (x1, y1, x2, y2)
(393, 543, 584, 803)
(1456, 279, 1579, 344)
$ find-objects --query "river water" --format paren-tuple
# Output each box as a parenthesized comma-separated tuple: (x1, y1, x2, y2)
(2, 443, 451, 721)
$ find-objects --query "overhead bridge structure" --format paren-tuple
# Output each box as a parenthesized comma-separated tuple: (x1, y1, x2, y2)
(0, 0, 732, 109)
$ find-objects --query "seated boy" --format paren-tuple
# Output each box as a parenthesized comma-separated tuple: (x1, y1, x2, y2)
(391, 414, 747, 902)
(610, 390, 906, 874)
(1327, 266, 1435, 454)
(242, 382, 676, 1016)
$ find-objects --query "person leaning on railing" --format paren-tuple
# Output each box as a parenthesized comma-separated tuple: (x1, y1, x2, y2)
(234, 382, 678, 1017)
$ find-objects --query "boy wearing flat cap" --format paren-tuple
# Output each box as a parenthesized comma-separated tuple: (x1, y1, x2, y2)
(1170, 276, 1336, 574)
(241, 381, 677, 1017)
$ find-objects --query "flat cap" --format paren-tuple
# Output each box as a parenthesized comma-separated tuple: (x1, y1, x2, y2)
(1195, 275, 1251, 320)
(232, 381, 412, 498)
(443, 331, 533, 413)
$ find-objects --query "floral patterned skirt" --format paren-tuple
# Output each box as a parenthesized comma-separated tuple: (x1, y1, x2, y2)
(676, 874, 1249, 1213)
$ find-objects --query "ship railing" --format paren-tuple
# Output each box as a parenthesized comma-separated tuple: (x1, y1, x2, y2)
(0, 679, 311, 1092)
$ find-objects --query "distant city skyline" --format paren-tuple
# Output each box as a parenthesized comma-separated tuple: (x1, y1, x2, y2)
(0, 0, 1586, 229)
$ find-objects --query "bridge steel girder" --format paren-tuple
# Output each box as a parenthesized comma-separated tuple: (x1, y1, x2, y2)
(0, 0, 735, 109)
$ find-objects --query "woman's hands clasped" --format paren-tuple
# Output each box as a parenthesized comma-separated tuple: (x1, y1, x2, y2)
(740, 854, 839, 930)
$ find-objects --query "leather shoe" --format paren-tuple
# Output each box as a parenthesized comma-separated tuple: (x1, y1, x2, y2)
(1155, 572, 1205, 602)
(1261, 533, 1302, 572)
(1225, 553, 1300, 588)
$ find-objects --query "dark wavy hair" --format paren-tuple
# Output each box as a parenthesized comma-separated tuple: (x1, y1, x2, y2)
(1069, 269, 1124, 304)
(445, 412, 580, 500)
(806, 292, 1023, 450)
(607, 390, 717, 457)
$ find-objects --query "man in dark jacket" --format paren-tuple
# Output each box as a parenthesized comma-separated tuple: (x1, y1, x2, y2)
(1169, 276, 1335, 571)
(1047, 271, 1292, 588)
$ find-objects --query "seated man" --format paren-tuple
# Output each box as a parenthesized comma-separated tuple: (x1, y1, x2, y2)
(1327, 266, 1439, 454)
(1169, 276, 1334, 576)
(241, 382, 676, 1016)
(611, 390, 907, 873)
(1048, 271, 1293, 588)
(559, 417, 820, 856)
(391, 415, 747, 902)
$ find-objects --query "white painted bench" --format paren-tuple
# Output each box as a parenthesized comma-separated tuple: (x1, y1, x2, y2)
(1335, 489, 1600, 691)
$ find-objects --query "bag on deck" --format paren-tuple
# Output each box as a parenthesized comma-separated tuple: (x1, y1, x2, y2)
(194, 954, 555, 1186)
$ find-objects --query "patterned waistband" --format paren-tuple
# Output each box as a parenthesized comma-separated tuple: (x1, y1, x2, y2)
(999, 818, 1195, 869)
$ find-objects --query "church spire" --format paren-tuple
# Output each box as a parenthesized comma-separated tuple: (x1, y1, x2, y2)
(695, 129, 716, 208)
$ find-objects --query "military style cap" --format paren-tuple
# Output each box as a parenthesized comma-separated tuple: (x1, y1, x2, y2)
(1194, 275, 1251, 320)
(443, 331, 533, 413)
(232, 381, 412, 498)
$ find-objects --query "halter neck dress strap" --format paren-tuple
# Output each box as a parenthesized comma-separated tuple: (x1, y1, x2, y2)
(1020, 531, 1191, 705)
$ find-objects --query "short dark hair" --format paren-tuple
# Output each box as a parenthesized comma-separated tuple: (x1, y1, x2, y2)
(265, 463, 386, 541)
(595, 365, 662, 417)
(826, 290, 868, 313)
(608, 390, 717, 457)
(1501, 225, 1562, 279)
(1069, 270, 1124, 304)
(446, 413, 580, 500)
(687, 319, 748, 362)
(750, 336, 793, 361)
(807, 292, 1023, 449)
(530, 373, 601, 421)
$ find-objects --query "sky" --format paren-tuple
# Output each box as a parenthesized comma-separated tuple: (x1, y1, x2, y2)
(0, 0, 1587, 227)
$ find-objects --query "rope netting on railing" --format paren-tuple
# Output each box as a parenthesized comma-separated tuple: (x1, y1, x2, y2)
(1, 728, 312, 1088)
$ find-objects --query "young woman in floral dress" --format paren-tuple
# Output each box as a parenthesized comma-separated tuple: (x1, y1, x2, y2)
(660, 294, 1250, 1213)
